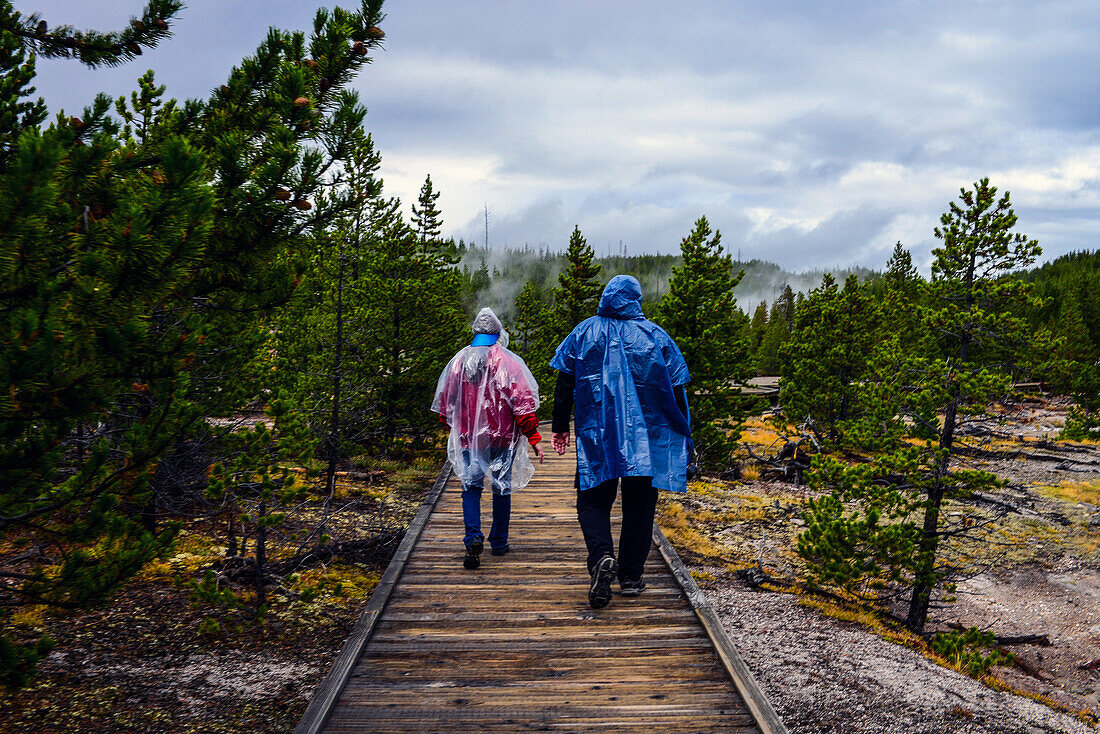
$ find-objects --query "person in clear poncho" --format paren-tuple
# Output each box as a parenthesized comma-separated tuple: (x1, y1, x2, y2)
(432, 307, 545, 569)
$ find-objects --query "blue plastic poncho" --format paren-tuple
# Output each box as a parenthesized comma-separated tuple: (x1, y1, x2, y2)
(551, 275, 692, 493)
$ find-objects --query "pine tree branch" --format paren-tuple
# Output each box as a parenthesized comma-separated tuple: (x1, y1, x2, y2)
(5, 0, 183, 69)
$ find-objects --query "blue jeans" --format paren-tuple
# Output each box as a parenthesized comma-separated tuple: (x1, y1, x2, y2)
(461, 447, 514, 551)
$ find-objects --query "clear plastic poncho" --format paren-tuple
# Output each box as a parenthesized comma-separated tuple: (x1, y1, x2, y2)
(551, 275, 692, 493)
(432, 321, 540, 494)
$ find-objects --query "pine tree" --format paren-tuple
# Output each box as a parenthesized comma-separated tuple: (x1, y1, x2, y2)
(553, 225, 602, 331)
(356, 178, 465, 451)
(903, 179, 1039, 631)
(797, 451, 924, 600)
(878, 242, 923, 349)
(884, 241, 918, 294)
(747, 301, 768, 357)
(411, 173, 442, 245)
(780, 273, 878, 442)
(654, 216, 751, 469)
(2, 0, 180, 69)
(511, 279, 556, 418)
(756, 293, 793, 376)
(205, 396, 316, 615)
(0, 0, 389, 686)
(796, 180, 1041, 633)
(0, 3, 46, 166)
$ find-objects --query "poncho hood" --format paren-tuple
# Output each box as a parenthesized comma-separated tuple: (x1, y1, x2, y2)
(597, 275, 644, 320)
(472, 307, 503, 334)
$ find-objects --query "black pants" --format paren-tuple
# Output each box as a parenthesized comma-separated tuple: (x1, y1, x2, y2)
(575, 475, 658, 581)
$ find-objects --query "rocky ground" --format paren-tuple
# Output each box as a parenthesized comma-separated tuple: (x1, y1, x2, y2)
(669, 400, 1100, 734)
(710, 576, 1095, 734)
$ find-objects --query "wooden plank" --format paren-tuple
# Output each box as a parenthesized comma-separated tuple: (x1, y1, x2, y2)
(293, 462, 453, 734)
(378, 608, 700, 624)
(652, 526, 789, 734)
(324, 717, 761, 734)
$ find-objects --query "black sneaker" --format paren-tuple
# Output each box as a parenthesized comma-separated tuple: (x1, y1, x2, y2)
(620, 578, 647, 597)
(588, 555, 618, 609)
(463, 542, 483, 570)
(490, 545, 510, 556)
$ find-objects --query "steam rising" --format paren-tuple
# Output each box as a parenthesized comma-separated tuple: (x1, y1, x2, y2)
(455, 243, 879, 322)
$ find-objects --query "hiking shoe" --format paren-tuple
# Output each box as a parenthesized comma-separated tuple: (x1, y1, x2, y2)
(588, 555, 618, 609)
(490, 545, 510, 556)
(620, 578, 647, 597)
(463, 542, 483, 570)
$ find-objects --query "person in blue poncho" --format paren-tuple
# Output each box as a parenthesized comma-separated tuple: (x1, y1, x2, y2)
(550, 274, 692, 609)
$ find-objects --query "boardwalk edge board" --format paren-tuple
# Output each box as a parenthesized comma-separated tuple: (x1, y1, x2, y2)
(652, 526, 790, 734)
(294, 461, 454, 734)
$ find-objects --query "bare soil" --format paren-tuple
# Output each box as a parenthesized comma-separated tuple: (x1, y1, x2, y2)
(0, 582, 352, 733)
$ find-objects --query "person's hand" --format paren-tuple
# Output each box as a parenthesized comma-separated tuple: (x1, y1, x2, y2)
(532, 441, 545, 464)
(552, 432, 570, 455)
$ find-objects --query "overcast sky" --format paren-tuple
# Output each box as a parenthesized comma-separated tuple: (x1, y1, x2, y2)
(25, 0, 1100, 270)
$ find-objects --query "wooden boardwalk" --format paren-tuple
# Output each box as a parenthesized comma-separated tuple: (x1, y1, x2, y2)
(297, 441, 786, 733)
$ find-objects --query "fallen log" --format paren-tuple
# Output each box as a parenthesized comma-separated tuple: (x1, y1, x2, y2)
(995, 633, 1052, 646)
(998, 648, 1051, 682)
(955, 444, 1099, 465)
(742, 442, 811, 483)
(964, 491, 1028, 515)
(735, 563, 799, 592)
(1033, 439, 1099, 455)
(944, 621, 1051, 647)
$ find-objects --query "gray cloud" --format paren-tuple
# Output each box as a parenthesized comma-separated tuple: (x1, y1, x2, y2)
(27, 0, 1100, 270)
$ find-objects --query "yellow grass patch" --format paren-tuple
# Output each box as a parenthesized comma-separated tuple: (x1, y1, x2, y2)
(1038, 479, 1100, 506)
(9, 605, 48, 628)
(690, 570, 717, 585)
(137, 530, 227, 582)
(739, 416, 785, 449)
(739, 463, 763, 481)
(292, 563, 381, 601)
(657, 501, 729, 562)
(798, 596, 921, 648)
(983, 675, 1100, 725)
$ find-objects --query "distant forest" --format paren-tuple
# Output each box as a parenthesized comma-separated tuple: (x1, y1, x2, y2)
(450, 240, 1100, 379)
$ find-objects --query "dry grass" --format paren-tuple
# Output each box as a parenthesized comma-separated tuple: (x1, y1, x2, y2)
(798, 596, 921, 649)
(739, 416, 786, 450)
(657, 501, 730, 562)
(739, 463, 763, 481)
(659, 476, 811, 584)
(1038, 479, 1100, 506)
(690, 569, 718, 586)
(983, 675, 1100, 726)
(290, 562, 380, 602)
